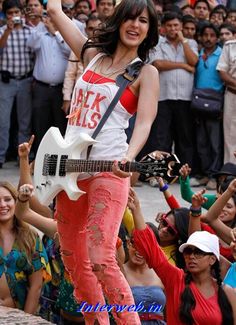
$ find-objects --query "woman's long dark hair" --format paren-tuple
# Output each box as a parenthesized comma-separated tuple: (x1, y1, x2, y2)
(82, 0, 159, 62)
(170, 208, 190, 269)
(179, 260, 234, 325)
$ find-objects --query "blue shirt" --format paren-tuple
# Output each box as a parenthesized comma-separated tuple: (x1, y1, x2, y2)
(26, 22, 71, 84)
(224, 262, 236, 289)
(195, 46, 224, 92)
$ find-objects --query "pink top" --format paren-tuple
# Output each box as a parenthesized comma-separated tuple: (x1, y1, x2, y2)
(133, 226, 223, 325)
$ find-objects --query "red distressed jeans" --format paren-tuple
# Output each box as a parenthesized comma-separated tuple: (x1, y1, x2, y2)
(55, 172, 140, 325)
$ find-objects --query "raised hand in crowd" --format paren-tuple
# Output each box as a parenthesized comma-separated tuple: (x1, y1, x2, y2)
(18, 135, 34, 160)
(231, 227, 236, 242)
(204, 178, 236, 245)
(18, 183, 34, 202)
(188, 189, 208, 235)
(6, 17, 15, 31)
(191, 188, 208, 209)
(43, 16, 57, 35)
(179, 163, 191, 180)
(15, 182, 57, 240)
(127, 187, 146, 231)
(18, 137, 52, 219)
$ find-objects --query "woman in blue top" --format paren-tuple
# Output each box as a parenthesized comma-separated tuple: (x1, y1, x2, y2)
(124, 202, 166, 324)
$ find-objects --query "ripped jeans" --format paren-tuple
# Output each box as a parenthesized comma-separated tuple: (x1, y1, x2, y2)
(55, 173, 140, 325)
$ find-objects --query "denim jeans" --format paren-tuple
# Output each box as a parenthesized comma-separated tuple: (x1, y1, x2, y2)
(0, 78, 32, 163)
(56, 173, 140, 325)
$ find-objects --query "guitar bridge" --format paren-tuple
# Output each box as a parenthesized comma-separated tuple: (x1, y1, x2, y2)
(42, 154, 58, 176)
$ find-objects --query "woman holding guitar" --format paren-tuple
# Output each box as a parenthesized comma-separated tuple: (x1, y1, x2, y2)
(46, 0, 159, 323)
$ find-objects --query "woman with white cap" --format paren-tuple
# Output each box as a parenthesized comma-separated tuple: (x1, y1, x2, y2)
(129, 188, 236, 325)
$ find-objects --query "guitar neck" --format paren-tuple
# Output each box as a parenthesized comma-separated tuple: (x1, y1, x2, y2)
(66, 159, 137, 173)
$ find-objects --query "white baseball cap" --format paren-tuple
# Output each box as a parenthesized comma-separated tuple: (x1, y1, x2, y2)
(179, 231, 220, 260)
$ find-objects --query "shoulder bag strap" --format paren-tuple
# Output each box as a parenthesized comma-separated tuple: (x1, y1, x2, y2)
(86, 60, 144, 159)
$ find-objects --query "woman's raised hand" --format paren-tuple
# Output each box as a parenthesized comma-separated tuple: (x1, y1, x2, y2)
(227, 178, 236, 195)
(179, 163, 191, 180)
(191, 189, 208, 208)
(18, 184, 34, 202)
(127, 187, 140, 212)
(231, 228, 236, 242)
(18, 135, 35, 159)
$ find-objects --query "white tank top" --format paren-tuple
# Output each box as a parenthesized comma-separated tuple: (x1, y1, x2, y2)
(65, 53, 139, 160)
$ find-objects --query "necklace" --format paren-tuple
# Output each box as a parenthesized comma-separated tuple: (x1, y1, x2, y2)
(67, 54, 134, 124)
(99, 55, 134, 77)
(67, 55, 111, 124)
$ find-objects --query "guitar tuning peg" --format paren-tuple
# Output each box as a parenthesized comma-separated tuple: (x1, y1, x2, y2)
(146, 173, 150, 177)
(160, 173, 164, 177)
(41, 183, 46, 187)
(36, 185, 42, 190)
(161, 160, 165, 164)
(46, 180, 52, 185)
(153, 172, 157, 176)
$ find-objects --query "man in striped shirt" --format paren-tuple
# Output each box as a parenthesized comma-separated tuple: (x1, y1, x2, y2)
(0, 0, 34, 168)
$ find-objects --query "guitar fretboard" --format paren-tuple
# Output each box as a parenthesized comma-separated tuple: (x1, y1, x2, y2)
(65, 159, 137, 173)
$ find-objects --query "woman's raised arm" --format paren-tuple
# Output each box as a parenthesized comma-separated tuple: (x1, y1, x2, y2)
(204, 179, 236, 244)
(47, 0, 95, 63)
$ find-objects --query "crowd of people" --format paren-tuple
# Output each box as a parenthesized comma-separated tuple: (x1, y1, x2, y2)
(0, 0, 236, 324)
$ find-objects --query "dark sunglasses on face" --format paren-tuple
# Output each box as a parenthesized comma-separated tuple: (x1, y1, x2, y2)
(159, 214, 178, 237)
(183, 247, 211, 259)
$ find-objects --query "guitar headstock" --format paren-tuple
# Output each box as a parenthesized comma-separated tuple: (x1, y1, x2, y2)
(135, 154, 181, 184)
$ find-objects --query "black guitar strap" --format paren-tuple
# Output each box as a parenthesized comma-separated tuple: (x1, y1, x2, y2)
(86, 59, 144, 159)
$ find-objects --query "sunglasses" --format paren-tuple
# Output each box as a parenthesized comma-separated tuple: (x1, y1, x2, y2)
(158, 214, 178, 237)
(183, 247, 211, 259)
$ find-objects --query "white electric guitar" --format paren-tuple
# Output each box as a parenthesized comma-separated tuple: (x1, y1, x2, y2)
(34, 127, 181, 205)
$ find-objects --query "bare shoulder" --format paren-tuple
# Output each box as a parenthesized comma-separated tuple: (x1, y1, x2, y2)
(130, 63, 159, 95)
(141, 63, 159, 77)
(82, 47, 100, 68)
(138, 63, 159, 85)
